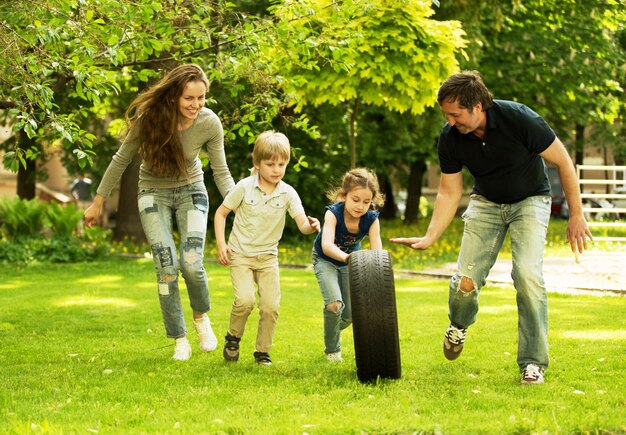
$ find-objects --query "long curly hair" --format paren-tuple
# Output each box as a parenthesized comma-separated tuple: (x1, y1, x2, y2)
(326, 167, 385, 210)
(124, 64, 209, 178)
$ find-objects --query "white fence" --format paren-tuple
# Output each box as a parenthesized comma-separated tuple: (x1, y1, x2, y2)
(577, 165, 626, 243)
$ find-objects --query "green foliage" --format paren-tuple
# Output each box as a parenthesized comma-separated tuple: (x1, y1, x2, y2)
(0, 239, 32, 263)
(0, 0, 324, 174)
(0, 198, 111, 263)
(436, 0, 626, 147)
(3, 237, 91, 263)
(0, 234, 110, 264)
(491, 0, 624, 130)
(265, 0, 464, 114)
(3, 0, 625, 238)
(0, 197, 47, 238)
(45, 202, 84, 238)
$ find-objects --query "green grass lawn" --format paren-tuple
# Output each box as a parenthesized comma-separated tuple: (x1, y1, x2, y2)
(1, 258, 624, 434)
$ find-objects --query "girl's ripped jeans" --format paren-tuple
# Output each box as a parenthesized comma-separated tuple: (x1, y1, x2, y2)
(450, 194, 551, 369)
(138, 181, 210, 339)
(312, 251, 351, 354)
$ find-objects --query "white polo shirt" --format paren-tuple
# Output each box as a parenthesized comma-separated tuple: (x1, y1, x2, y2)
(223, 174, 305, 256)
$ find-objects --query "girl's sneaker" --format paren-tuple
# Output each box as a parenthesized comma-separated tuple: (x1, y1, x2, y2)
(173, 337, 192, 361)
(326, 352, 343, 363)
(193, 314, 218, 352)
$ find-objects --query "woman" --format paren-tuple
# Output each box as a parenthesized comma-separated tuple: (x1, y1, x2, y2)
(84, 64, 235, 361)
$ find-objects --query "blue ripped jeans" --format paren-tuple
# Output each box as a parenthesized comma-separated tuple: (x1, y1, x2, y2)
(312, 251, 351, 354)
(450, 194, 551, 370)
(138, 181, 210, 339)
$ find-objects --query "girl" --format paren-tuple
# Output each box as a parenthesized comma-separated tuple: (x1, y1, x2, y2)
(312, 168, 385, 362)
(84, 64, 235, 361)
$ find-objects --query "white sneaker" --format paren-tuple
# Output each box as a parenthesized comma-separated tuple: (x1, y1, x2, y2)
(193, 314, 218, 352)
(521, 364, 545, 384)
(326, 351, 343, 363)
(173, 337, 192, 361)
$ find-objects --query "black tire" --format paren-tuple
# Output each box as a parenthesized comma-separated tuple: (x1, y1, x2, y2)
(349, 249, 401, 383)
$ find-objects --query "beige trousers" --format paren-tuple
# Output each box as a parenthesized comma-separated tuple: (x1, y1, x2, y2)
(228, 253, 281, 353)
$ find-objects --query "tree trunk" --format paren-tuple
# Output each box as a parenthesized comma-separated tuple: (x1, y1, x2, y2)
(349, 98, 360, 169)
(377, 171, 396, 220)
(574, 124, 585, 167)
(112, 153, 146, 243)
(404, 159, 426, 224)
(16, 134, 37, 200)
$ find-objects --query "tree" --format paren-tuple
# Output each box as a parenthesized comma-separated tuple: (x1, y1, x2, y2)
(1, 0, 467, 237)
(358, 105, 442, 222)
(260, 0, 465, 168)
(436, 0, 626, 166)
(0, 0, 319, 240)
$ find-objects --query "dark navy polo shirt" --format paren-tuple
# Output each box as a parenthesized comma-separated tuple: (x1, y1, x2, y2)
(437, 100, 556, 204)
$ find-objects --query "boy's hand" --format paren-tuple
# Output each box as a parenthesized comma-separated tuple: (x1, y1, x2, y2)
(217, 244, 233, 266)
(307, 215, 321, 233)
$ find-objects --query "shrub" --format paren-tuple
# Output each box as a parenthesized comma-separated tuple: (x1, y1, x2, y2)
(0, 198, 113, 264)
(0, 239, 32, 263)
(0, 197, 46, 239)
(45, 202, 83, 238)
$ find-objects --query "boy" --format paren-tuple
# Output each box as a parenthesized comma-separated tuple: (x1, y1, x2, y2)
(214, 131, 320, 365)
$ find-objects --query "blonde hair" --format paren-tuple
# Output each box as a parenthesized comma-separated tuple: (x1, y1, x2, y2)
(125, 64, 209, 178)
(327, 167, 385, 210)
(251, 131, 291, 174)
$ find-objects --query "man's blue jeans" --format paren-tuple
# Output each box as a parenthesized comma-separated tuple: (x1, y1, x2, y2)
(450, 194, 551, 369)
(312, 251, 351, 354)
(138, 181, 210, 339)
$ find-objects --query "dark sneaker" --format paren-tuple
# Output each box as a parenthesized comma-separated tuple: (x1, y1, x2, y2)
(443, 323, 467, 360)
(223, 333, 240, 362)
(521, 364, 545, 385)
(253, 351, 272, 366)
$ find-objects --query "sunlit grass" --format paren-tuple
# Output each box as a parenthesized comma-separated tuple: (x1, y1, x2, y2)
(0, 258, 624, 433)
(561, 330, 626, 340)
(75, 275, 124, 284)
(55, 296, 137, 308)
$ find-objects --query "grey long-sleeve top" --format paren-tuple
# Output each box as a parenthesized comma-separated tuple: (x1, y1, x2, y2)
(96, 107, 235, 198)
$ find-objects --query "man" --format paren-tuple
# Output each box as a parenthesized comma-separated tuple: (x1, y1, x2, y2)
(391, 71, 592, 384)
(69, 174, 93, 209)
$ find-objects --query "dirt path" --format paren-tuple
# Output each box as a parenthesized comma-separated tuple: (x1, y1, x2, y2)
(406, 252, 626, 295)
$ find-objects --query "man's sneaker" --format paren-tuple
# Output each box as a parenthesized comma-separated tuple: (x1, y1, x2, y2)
(326, 351, 343, 363)
(173, 337, 192, 361)
(223, 333, 240, 362)
(521, 364, 545, 384)
(193, 314, 218, 352)
(254, 351, 272, 366)
(443, 323, 467, 360)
